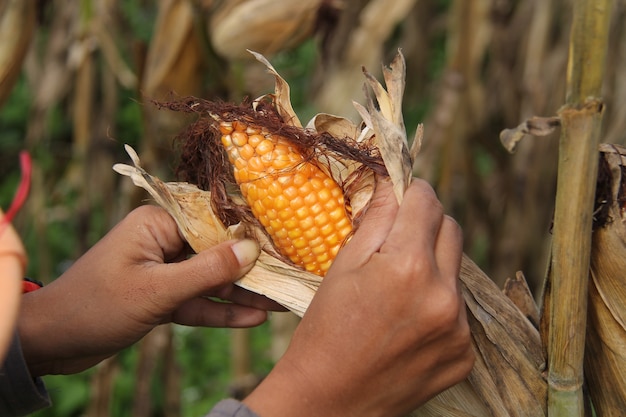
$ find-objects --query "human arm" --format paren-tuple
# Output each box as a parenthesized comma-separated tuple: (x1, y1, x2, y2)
(17, 205, 283, 377)
(243, 178, 474, 417)
(0, 209, 25, 362)
(0, 209, 50, 417)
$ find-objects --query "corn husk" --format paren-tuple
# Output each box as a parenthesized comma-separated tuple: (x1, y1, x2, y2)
(209, 0, 322, 60)
(584, 143, 626, 415)
(115, 51, 548, 415)
(0, 0, 36, 107)
(114, 144, 320, 316)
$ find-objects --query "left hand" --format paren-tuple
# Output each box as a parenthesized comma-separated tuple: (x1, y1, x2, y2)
(17, 205, 282, 376)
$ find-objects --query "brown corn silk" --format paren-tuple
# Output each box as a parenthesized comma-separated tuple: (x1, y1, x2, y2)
(115, 51, 551, 416)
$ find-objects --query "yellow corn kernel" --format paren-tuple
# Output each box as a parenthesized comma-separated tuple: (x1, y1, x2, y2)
(219, 121, 351, 276)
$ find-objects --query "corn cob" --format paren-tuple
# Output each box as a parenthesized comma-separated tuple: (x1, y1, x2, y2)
(218, 120, 352, 276)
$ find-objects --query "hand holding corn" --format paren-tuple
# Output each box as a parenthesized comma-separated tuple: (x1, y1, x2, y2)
(243, 179, 474, 417)
(16, 205, 284, 377)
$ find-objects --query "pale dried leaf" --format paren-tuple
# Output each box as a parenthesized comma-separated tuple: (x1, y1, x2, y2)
(143, 0, 194, 97)
(353, 101, 373, 133)
(380, 51, 407, 127)
(585, 271, 626, 415)
(249, 50, 302, 128)
(413, 254, 548, 417)
(113, 158, 228, 250)
(364, 69, 395, 125)
(585, 143, 626, 413)
(410, 123, 424, 164)
(306, 113, 361, 140)
(412, 380, 490, 416)
(0, 0, 36, 107)
(503, 271, 540, 329)
(210, 0, 321, 60)
(500, 116, 561, 153)
(459, 255, 546, 416)
(362, 51, 412, 203)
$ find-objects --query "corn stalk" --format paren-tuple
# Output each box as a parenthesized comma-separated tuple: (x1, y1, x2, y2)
(544, 0, 612, 415)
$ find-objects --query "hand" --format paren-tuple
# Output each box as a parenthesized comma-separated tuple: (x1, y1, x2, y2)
(18, 205, 282, 376)
(244, 178, 474, 417)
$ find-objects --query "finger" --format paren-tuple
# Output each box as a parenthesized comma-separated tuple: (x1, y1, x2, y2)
(380, 179, 445, 257)
(150, 239, 260, 310)
(117, 205, 187, 262)
(171, 297, 269, 328)
(434, 216, 463, 289)
(213, 285, 289, 312)
(330, 178, 399, 269)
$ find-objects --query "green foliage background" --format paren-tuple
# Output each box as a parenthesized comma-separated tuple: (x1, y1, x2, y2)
(6, 0, 623, 414)
(0, 75, 278, 417)
(0, 7, 318, 416)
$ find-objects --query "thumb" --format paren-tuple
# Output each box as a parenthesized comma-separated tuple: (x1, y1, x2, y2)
(151, 239, 260, 307)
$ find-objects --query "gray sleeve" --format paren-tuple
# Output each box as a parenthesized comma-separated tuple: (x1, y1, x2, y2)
(0, 331, 51, 417)
(206, 399, 261, 417)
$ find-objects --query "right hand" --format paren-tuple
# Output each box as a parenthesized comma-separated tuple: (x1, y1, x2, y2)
(244, 178, 474, 417)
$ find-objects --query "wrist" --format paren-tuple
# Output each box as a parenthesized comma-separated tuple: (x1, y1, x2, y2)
(17, 289, 48, 376)
(243, 355, 347, 417)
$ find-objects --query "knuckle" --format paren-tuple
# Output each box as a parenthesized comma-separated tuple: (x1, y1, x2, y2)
(195, 243, 241, 287)
(387, 255, 434, 286)
(443, 215, 462, 237)
(431, 287, 462, 326)
(127, 204, 163, 221)
(458, 343, 476, 378)
(409, 179, 442, 208)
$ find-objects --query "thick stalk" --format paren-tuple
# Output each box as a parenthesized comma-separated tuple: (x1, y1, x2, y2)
(547, 0, 611, 415)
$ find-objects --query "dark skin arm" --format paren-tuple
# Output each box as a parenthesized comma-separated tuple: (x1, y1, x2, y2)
(18, 205, 282, 376)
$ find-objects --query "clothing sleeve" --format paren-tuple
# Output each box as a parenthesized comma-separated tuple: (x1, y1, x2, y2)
(206, 399, 260, 417)
(0, 331, 51, 417)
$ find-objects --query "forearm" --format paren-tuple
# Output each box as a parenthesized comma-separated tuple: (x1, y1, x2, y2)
(17, 280, 114, 377)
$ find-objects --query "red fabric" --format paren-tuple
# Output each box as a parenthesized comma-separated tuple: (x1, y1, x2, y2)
(22, 280, 41, 293)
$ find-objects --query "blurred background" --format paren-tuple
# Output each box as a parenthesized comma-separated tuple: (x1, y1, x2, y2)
(1, 0, 625, 416)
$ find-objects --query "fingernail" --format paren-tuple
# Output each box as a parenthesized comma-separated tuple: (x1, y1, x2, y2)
(231, 239, 260, 268)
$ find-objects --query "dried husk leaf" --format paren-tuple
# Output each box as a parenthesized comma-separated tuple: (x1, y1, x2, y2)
(584, 143, 626, 415)
(209, 0, 321, 61)
(249, 50, 303, 129)
(362, 52, 413, 204)
(412, 256, 547, 417)
(499, 115, 562, 154)
(503, 271, 540, 329)
(142, 0, 203, 98)
(0, 0, 36, 107)
(411, 380, 490, 417)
